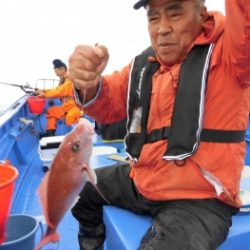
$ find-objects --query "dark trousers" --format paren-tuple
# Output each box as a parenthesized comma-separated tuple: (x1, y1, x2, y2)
(71, 164, 238, 250)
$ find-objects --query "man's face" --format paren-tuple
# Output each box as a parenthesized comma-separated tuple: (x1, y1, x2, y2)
(54, 67, 67, 79)
(147, 0, 207, 66)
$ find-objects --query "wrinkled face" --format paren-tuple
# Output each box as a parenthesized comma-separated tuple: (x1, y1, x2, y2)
(147, 0, 207, 66)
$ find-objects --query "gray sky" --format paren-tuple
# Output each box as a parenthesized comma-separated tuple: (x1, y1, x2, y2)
(0, 0, 225, 88)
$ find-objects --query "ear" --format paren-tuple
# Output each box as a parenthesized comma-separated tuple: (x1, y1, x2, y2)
(200, 6, 208, 22)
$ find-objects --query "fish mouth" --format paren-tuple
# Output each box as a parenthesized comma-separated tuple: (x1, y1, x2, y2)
(80, 166, 87, 172)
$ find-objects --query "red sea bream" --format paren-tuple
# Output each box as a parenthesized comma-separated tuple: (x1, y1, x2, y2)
(34, 118, 97, 250)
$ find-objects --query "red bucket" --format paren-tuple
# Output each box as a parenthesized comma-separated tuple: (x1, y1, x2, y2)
(0, 161, 19, 245)
(27, 96, 46, 115)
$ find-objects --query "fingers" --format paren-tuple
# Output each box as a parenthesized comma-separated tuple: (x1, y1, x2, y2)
(93, 45, 109, 61)
(68, 45, 109, 91)
(35, 89, 45, 97)
(37, 89, 45, 97)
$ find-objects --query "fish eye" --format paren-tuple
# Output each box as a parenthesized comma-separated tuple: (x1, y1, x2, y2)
(71, 141, 81, 152)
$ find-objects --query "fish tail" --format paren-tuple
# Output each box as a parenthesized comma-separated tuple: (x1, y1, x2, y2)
(33, 230, 60, 250)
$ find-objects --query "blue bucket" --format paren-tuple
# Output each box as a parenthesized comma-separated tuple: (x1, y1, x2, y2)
(0, 214, 39, 250)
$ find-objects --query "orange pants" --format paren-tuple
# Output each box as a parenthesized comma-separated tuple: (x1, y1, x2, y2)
(46, 105, 82, 131)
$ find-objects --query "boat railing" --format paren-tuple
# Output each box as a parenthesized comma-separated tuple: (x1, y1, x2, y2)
(35, 78, 60, 90)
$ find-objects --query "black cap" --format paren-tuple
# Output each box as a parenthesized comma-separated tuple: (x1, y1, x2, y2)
(52, 59, 67, 69)
(134, 0, 149, 9)
(134, 0, 205, 10)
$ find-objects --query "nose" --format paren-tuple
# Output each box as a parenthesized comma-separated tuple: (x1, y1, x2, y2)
(157, 18, 172, 35)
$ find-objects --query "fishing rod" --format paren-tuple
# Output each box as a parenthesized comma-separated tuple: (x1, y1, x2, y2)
(0, 81, 31, 88)
(0, 81, 37, 94)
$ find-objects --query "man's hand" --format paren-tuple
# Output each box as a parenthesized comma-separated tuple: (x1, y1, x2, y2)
(35, 89, 45, 97)
(68, 44, 109, 95)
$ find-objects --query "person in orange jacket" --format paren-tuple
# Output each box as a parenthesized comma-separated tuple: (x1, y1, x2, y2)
(38, 59, 82, 137)
(69, 0, 250, 249)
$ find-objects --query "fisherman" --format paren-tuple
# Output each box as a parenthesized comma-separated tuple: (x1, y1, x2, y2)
(37, 59, 82, 137)
(69, 0, 250, 249)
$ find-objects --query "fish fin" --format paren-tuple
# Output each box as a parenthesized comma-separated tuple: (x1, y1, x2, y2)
(83, 165, 111, 204)
(91, 183, 111, 205)
(33, 229, 60, 250)
(84, 164, 97, 185)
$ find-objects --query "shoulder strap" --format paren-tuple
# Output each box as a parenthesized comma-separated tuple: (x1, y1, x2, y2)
(125, 47, 160, 160)
(163, 44, 213, 160)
